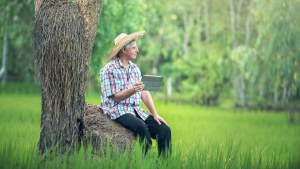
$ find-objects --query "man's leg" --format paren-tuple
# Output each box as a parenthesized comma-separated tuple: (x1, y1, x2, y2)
(115, 113, 152, 154)
(145, 115, 172, 156)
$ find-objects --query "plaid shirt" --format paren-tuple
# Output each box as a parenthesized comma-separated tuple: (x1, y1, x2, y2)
(100, 58, 149, 120)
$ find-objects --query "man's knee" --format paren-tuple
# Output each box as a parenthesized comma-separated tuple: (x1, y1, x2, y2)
(159, 125, 171, 140)
(134, 122, 149, 136)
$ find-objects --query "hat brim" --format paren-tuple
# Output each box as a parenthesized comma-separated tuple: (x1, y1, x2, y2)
(106, 31, 145, 60)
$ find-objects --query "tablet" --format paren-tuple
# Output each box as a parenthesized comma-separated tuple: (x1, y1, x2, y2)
(141, 75, 163, 91)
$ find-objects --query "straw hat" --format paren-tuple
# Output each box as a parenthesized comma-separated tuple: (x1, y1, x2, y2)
(106, 31, 145, 60)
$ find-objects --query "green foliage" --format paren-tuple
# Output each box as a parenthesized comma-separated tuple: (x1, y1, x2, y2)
(0, 82, 40, 94)
(0, 0, 35, 82)
(230, 46, 258, 105)
(1, 93, 300, 168)
(90, 0, 146, 88)
(2, 140, 300, 169)
(253, 0, 300, 104)
(172, 41, 231, 105)
(1, 0, 300, 107)
(146, 0, 300, 107)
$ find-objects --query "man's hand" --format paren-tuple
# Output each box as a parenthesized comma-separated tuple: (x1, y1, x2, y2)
(153, 114, 169, 126)
(131, 81, 144, 92)
(112, 81, 144, 102)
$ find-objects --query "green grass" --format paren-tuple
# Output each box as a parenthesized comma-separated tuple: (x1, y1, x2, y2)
(0, 93, 300, 169)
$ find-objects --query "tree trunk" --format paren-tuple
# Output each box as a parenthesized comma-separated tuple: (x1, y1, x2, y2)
(244, 0, 252, 46)
(229, 0, 236, 47)
(0, 32, 8, 84)
(236, 0, 243, 31)
(203, 0, 210, 42)
(33, 0, 105, 154)
(182, 11, 193, 57)
(34, 0, 44, 16)
(167, 77, 172, 98)
(195, 7, 201, 42)
(233, 69, 245, 107)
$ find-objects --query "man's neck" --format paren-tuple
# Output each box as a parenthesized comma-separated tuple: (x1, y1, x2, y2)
(119, 56, 130, 70)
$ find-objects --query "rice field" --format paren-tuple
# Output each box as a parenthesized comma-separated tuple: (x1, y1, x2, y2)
(0, 93, 299, 169)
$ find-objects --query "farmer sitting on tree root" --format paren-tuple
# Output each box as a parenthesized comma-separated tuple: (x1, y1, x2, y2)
(100, 31, 171, 156)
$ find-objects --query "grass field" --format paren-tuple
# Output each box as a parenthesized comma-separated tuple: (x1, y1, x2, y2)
(0, 93, 300, 168)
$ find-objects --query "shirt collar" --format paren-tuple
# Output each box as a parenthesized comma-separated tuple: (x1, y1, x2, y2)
(114, 58, 134, 69)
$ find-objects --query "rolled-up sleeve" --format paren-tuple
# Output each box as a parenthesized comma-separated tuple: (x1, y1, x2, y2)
(100, 69, 121, 98)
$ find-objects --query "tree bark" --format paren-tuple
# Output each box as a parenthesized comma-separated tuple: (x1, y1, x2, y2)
(75, 0, 103, 120)
(34, 0, 44, 16)
(77, 0, 103, 54)
(34, 0, 104, 154)
(83, 103, 135, 154)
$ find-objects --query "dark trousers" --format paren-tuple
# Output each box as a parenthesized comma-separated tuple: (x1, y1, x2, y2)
(115, 113, 171, 156)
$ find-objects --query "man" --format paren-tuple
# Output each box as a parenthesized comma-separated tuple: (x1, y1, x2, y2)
(100, 31, 171, 156)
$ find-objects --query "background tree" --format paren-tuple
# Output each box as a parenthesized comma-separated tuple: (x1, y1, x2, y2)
(0, 0, 34, 82)
(1, 0, 299, 112)
(253, 0, 300, 106)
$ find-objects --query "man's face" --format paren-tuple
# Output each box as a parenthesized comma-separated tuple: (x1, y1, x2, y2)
(124, 41, 139, 60)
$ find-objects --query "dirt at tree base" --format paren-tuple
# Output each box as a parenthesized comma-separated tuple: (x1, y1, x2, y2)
(83, 103, 135, 154)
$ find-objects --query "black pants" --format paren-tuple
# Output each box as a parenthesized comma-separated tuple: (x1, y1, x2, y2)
(115, 113, 171, 156)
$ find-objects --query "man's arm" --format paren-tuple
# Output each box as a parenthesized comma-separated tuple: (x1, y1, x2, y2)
(141, 91, 168, 125)
(111, 81, 144, 102)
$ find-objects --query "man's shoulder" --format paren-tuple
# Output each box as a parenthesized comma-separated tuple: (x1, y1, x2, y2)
(101, 60, 120, 73)
(129, 61, 139, 70)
